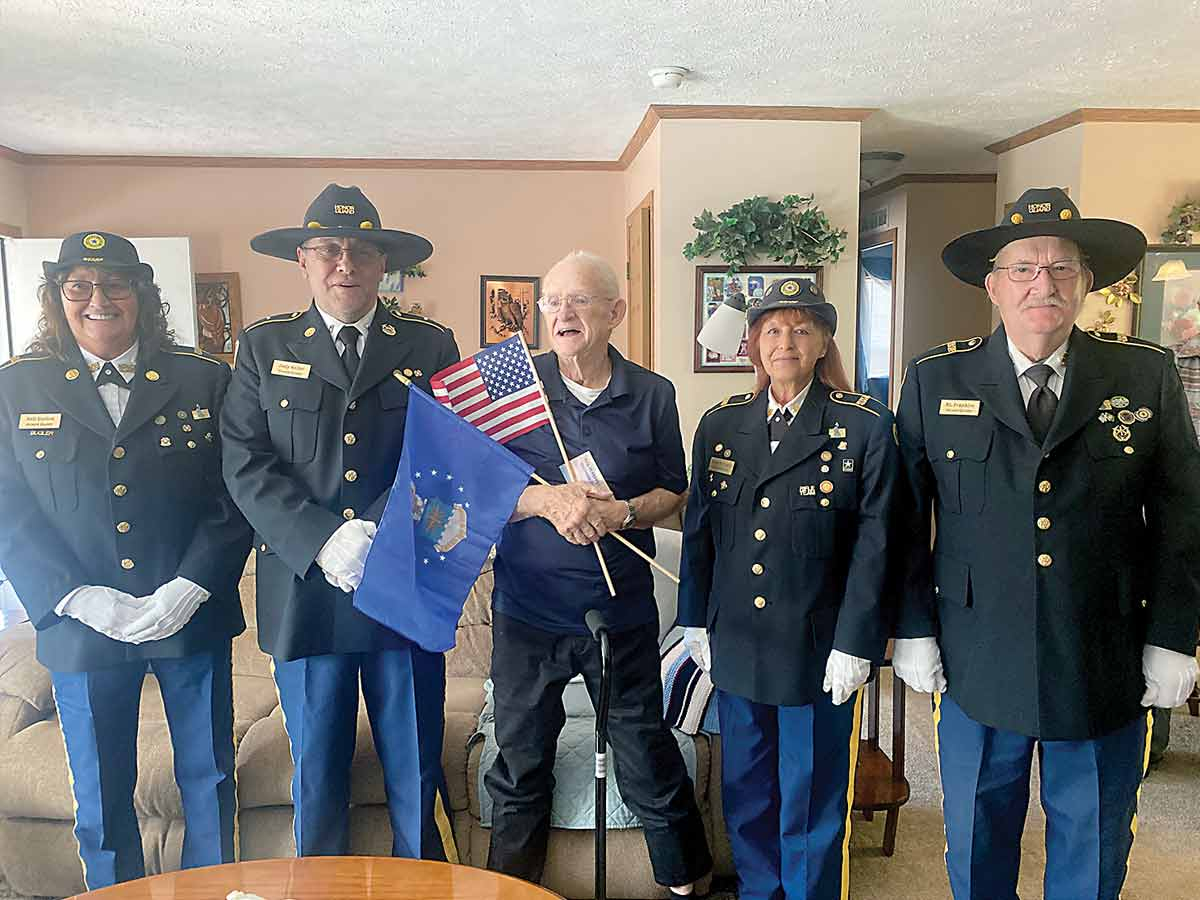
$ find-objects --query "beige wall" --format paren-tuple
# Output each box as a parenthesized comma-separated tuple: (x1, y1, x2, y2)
(656, 119, 862, 444)
(996, 124, 1084, 217)
(0, 157, 28, 234)
(900, 181, 997, 365)
(22, 164, 625, 356)
(1080, 122, 1200, 237)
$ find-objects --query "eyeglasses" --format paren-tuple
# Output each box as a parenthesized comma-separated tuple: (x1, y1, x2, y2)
(59, 279, 135, 301)
(992, 260, 1085, 282)
(536, 294, 608, 313)
(301, 242, 385, 264)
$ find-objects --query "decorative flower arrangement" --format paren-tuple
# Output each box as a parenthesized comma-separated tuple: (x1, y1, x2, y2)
(1161, 197, 1200, 244)
(683, 194, 847, 274)
(1097, 271, 1142, 308)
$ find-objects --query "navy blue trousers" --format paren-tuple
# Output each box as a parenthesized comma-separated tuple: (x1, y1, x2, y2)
(51, 647, 235, 891)
(272, 645, 455, 861)
(717, 688, 863, 900)
(935, 692, 1151, 900)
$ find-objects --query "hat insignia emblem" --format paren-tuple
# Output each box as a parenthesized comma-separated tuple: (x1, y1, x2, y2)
(333, 204, 356, 215)
(82, 233, 106, 250)
(780, 280, 800, 296)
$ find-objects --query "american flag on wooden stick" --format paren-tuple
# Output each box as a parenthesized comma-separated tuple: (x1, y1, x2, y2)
(429, 335, 551, 443)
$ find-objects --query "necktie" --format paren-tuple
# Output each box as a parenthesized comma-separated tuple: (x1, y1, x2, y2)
(338, 325, 361, 377)
(1025, 363, 1058, 444)
(769, 407, 794, 443)
(94, 363, 128, 389)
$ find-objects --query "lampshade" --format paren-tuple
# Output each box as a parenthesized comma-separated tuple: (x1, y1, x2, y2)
(1152, 260, 1192, 282)
(697, 301, 748, 357)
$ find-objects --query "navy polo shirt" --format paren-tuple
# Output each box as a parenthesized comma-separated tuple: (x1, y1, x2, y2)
(493, 346, 687, 635)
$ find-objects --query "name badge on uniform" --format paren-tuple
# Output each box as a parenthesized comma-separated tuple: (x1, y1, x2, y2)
(708, 457, 735, 475)
(191, 406, 211, 420)
(939, 399, 981, 416)
(271, 360, 312, 379)
(18, 413, 62, 430)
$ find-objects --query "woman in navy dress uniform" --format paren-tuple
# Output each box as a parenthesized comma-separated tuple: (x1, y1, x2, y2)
(0, 233, 250, 890)
(678, 278, 899, 900)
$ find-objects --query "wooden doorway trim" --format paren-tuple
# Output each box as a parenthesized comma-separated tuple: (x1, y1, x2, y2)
(857, 227, 900, 406)
(626, 190, 654, 369)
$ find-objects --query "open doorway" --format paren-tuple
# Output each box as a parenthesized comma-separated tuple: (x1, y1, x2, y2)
(856, 229, 898, 406)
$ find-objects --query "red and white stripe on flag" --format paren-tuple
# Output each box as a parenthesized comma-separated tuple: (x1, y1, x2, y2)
(429, 336, 551, 444)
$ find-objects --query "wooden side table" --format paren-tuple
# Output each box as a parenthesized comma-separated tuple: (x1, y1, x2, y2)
(852, 650, 910, 857)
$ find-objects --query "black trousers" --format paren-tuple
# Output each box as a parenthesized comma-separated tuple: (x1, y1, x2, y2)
(485, 611, 712, 886)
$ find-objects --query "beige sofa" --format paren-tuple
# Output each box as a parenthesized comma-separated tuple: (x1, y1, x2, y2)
(0, 553, 732, 899)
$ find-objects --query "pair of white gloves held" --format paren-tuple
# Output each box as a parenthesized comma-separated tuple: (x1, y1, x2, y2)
(58, 577, 210, 644)
(891, 637, 1198, 709)
(683, 627, 872, 705)
(315, 519, 377, 592)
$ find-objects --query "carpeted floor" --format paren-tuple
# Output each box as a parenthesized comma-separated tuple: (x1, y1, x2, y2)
(3, 673, 1196, 899)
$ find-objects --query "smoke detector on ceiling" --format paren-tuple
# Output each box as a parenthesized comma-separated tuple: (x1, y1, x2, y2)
(649, 66, 690, 89)
(860, 150, 905, 189)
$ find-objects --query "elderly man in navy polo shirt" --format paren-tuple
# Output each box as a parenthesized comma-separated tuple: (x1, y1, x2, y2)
(484, 250, 712, 893)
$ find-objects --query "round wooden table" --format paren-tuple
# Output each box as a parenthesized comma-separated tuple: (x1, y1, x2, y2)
(66, 857, 565, 900)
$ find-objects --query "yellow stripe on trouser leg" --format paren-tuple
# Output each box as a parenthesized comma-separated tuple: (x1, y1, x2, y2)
(839, 688, 865, 900)
(434, 787, 459, 863)
(51, 683, 90, 889)
(933, 691, 948, 857)
(1129, 709, 1154, 841)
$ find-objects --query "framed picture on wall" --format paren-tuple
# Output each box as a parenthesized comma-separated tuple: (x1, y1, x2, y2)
(194, 272, 242, 364)
(1136, 245, 1200, 356)
(480, 275, 540, 348)
(693, 265, 822, 373)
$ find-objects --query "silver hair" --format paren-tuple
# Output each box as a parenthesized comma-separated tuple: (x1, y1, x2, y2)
(547, 250, 621, 299)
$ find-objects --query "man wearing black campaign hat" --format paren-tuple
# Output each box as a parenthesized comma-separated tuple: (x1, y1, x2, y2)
(222, 184, 461, 861)
(893, 187, 1200, 899)
(0, 231, 251, 889)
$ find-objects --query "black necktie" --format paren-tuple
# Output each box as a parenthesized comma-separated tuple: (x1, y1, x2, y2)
(94, 363, 128, 389)
(769, 407, 794, 443)
(1025, 364, 1058, 444)
(338, 325, 361, 377)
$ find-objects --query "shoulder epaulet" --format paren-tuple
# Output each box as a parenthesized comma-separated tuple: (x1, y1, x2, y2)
(166, 347, 224, 366)
(1085, 330, 1167, 355)
(829, 389, 888, 418)
(702, 391, 755, 417)
(243, 311, 304, 333)
(0, 353, 52, 372)
(914, 335, 984, 365)
(389, 307, 449, 333)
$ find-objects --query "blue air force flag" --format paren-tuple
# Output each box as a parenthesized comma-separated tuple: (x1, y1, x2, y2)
(355, 387, 534, 652)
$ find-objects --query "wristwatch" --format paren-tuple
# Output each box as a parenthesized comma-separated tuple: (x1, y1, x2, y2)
(620, 500, 637, 529)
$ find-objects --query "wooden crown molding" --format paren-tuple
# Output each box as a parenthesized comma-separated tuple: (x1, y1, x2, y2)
(860, 172, 996, 201)
(3, 105, 875, 173)
(617, 104, 876, 169)
(986, 108, 1200, 155)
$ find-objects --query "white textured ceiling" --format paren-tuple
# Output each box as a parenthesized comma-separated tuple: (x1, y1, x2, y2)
(1, 0, 1198, 171)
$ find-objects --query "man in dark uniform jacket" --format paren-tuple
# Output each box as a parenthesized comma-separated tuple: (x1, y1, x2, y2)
(893, 188, 1200, 900)
(221, 184, 460, 861)
(0, 232, 250, 889)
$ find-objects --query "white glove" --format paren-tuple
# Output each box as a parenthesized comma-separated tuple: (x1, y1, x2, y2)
(58, 585, 149, 642)
(683, 627, 711, 673)
(316, 519, 378, 592)
(823, 650, 872, 705)
(892, 636, 948, 694)
(1140, 644, 1199, 709)
(122, 577, 211, 645)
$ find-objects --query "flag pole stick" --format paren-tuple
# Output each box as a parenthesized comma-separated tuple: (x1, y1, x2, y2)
(515, 335, 617, 597)
(530, 472, 680, 584)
